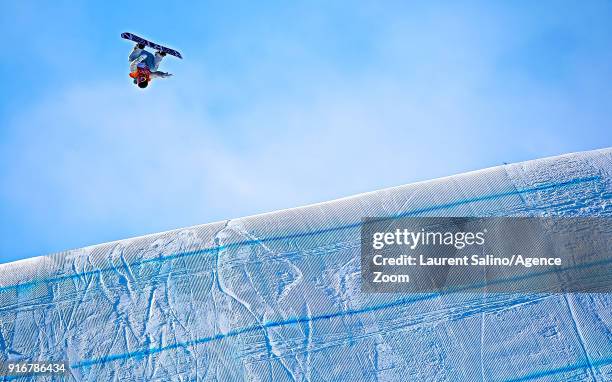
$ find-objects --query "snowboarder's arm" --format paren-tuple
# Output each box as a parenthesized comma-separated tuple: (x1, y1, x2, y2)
(150, 71, 173, 79)
(129, 55, 147, 72)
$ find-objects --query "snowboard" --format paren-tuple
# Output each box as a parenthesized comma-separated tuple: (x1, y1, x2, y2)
(121, 32, 183, 59)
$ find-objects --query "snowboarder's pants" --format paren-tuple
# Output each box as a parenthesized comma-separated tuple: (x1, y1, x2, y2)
(129, 45, 164, 71)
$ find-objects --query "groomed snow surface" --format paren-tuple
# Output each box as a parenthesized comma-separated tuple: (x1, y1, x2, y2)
(1, 148, 611, 381)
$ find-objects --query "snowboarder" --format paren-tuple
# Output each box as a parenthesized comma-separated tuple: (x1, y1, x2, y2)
(128, 43, 172, 89)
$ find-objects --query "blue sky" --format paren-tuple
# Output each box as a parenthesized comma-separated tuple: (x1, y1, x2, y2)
(1, 1, 611, 263)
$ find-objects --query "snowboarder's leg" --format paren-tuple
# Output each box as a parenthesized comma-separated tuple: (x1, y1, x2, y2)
(128, 44, 145, 61)
(152, 51, 166, 71)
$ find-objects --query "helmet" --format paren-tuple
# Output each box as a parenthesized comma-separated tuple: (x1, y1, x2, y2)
(130, 67, 151, 89)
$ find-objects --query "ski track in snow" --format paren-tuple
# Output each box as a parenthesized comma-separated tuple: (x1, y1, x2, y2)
(0, 148, 611, 381)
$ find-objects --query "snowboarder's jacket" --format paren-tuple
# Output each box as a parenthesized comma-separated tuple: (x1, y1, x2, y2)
(129, 45, 172, 79)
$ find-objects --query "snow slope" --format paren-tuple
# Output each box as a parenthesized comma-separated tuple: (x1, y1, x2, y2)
(1, 148, 611, 381)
